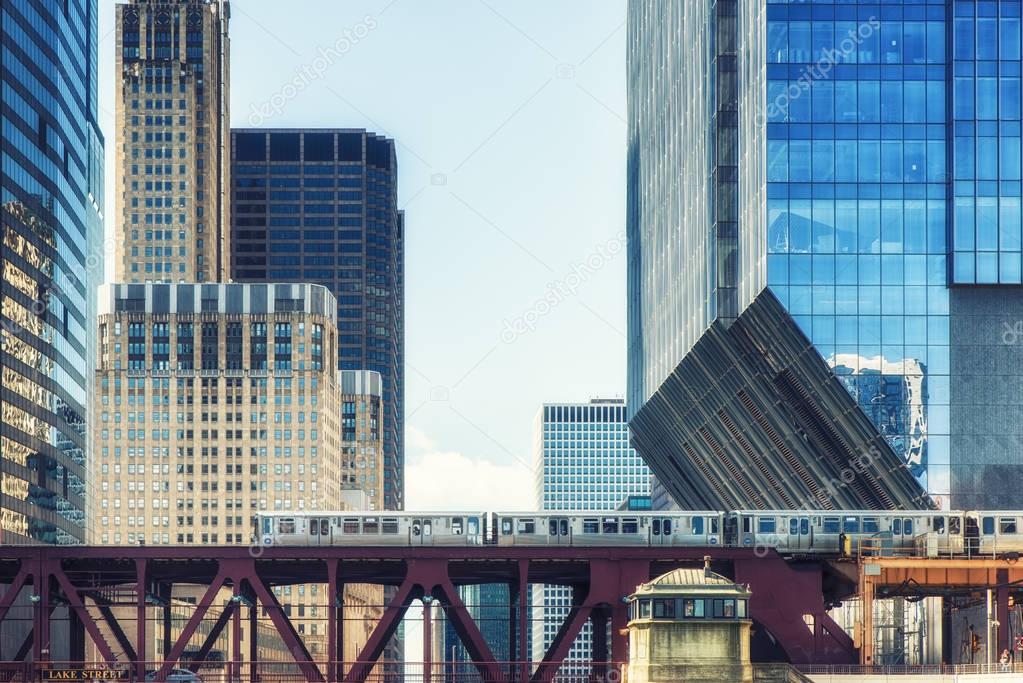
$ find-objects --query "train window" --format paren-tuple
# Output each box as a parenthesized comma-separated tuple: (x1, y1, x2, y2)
(983, 517, 995, 535)
(639, 600, 651, 619)
(423, 520, 433, 536)
(583, 518, 599, 534)
(843, 517, 860, 533)
(1000, 518, 1018, 534)
(623, 519, 639, 534)
(412, 520, 422, 536)
(343, 518, 359, 534)
(800, 518, 809, 535)
(517, 519, 535, 534)
(603, 518, 619, 534)
(549, 520, 559, 536)
(452, 518, 463, 535)
(468, 518, 480, 536)
(903, 519, 913, 536)
(310, 519, 319, 536)
(758, 518, 776, 534)
(892, 519, 902, 535)
(823, 517, 840, 534)
(863, 518, 880, 534)
(652, 519, 661, 536)
(560, 520, 569, 536)
(949, 517, 961, 535)
(263, 517, 272, 534)
(320, 519, 329, 536)
(693, 517, 705, 535)
(743, 517, 752, 533)
(663, 519, 672, 535)
(502, 519, 513, 535)
(363, 518, 378, 535)
(710, 517, 719, 534)
(789, 519, 799, 535)
(934, 517, 945, 534)
(383, 519, 399, 534)
(278, 518, 295, 534)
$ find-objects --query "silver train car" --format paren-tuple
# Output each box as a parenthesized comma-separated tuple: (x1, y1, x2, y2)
(255, 509, 1023, 557)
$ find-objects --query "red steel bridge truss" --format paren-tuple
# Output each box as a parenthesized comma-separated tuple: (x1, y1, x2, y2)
(0, 545, 857, 682)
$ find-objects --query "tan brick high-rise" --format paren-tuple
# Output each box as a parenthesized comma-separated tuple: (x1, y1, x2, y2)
(93, 283, 340, 545)
(115, 0, 230, 282)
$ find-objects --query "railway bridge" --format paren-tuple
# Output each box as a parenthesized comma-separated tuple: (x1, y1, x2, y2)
(0, 545, 1018, 682)
(0, 544, 851, 682)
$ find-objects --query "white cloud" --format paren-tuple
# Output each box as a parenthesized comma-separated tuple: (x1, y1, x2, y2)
(404, 426, 534, 511)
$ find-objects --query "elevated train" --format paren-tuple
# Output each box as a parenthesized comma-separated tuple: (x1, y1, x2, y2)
(256, 509, 1023, 557)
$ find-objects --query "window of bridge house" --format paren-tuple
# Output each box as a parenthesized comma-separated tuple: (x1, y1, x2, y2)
(653, 599, 675, 619)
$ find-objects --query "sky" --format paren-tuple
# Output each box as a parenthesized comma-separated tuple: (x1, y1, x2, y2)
(97, 0, 629, 513)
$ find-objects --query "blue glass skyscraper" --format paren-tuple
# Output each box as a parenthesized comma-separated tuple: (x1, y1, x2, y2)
(1, 0, 104, 543)
(628, 0, 1023, 511)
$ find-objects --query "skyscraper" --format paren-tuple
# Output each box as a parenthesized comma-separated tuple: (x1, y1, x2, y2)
(92, 282, 342, 546)
(627, 0, 1023, 511)
(230, 129, 404, 510)
(532, 399, 649, 673)
(2, 0, 104, 544)
(114, 0, 231, 283)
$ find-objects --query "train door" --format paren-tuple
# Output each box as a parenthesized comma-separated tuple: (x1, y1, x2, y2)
(890, 516, 915, 549)
(547, 517, 570, 545)
(309, 517, 330, 545)
(411, 518, 434, 546)
(650, 517, 673, 546)
(788, 516, 811, 551)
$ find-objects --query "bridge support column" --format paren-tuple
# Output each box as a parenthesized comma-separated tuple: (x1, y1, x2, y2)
(249, 596, 259, 682)
(517, 560, 529, 683)
(231, 583, 243, 683)
(589, 606, 609, 682)
(160, 584, 172, 661)
(327, 561, 343, 683)
(997, 569, 1011, 659)
(423, 597, 434, 683)
(136, 560, 148, 683)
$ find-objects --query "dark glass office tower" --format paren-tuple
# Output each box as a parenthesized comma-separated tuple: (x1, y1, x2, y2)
(2, 0, 104, 543)
(230, 129, 404, 510)
(628, 0, 1023, 511)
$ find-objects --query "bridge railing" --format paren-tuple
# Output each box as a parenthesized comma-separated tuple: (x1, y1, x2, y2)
(0, 661, 624, 683)
(797, 662, 1023, 676)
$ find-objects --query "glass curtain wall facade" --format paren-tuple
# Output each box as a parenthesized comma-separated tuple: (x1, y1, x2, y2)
(763, 1, 951, 497)
(231, 130, 404, 510)
(532, 400, 649, 672)
(2, 0, 104, 544)
(626, 0, 1023, 508)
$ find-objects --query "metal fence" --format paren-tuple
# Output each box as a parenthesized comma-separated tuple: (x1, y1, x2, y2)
(0, 661, 624, 683)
